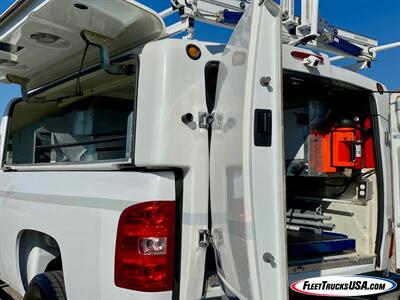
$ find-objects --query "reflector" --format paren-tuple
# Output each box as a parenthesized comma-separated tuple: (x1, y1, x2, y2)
(291, 51, 324, 64)
(186, 44, 201, 60)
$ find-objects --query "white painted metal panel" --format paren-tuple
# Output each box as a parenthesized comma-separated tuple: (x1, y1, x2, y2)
(390, 92, 400, 271)
(134, 39, 217, 300)
(0, 170, 175, 299)
(0, 0, 165, 89)
(210, 1, 288, 299)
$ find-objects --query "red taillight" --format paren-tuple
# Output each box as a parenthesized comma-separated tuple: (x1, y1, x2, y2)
(115, 201, 176, 292)
(389, 233, 395, 258)
(291, 51, 324, 64)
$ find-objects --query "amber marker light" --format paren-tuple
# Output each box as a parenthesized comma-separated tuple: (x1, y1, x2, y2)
(186, 44, 201, 60)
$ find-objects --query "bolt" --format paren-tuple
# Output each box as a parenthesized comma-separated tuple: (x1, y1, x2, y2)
(181, 113, 194, 124)
(263, 252, 277, 268)
(260, 76, 271, 87)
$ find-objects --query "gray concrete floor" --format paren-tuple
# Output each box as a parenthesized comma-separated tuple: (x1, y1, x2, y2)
(0, 256, 397, 300)
(0, 282, 22, 300)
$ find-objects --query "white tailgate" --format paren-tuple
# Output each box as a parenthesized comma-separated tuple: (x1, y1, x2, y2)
(210, 1, 288, 299)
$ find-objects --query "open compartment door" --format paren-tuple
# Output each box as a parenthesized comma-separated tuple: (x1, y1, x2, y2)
(390, 92, 400, 271)
(0, 0, 164, 90)
(210, 1, 287, 299)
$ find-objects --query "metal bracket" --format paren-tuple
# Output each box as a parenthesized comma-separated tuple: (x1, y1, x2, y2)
(199, 112, 215, 129)
(385, 131, 391, 146)
(199, 229, 213, 247)
(6, 74, 45, 103)
(208, 274, 221, 287)
(81, 30, 134, 76)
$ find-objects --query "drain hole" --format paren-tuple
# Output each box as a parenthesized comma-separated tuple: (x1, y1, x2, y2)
(74, 3, 88, 10)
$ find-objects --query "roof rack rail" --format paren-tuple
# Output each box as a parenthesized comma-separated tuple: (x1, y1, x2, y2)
(159, 0, 400, 71)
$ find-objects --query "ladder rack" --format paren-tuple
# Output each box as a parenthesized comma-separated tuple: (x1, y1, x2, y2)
(159, 0, 400, 71)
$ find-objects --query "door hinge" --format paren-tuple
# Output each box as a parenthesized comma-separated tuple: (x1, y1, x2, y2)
(385, 131, 391, 146)
(199, 112, 224, 129)
(199, 229, 213, 247)
(388, 218, 394, 234)
(199, 112, 215, 129)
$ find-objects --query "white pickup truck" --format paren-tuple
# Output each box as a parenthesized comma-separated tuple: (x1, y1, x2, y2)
(0, 0, 398, 299)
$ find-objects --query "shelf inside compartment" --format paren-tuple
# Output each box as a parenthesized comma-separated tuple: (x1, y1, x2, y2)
(287, 229, 356, 260)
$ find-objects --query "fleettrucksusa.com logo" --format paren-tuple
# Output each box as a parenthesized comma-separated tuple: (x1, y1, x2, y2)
(290, 275, 397, 297)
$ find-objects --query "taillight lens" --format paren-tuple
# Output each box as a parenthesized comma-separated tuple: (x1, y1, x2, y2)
(291, 50, 325, 64)
(115, 201, 176, 292)
(389, 232, 395, 258)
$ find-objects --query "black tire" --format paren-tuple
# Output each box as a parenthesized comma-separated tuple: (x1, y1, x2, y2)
(24, 271, 66, 300)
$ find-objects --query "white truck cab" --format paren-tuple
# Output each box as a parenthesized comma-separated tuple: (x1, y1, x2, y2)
(0, 0, 397, 299)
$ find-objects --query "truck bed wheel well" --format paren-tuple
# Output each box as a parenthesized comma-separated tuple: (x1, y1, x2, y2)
(18, 230, 62, 291)
(45, 256, 63, 272)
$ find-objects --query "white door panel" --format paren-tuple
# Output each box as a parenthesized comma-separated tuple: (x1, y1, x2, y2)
(390, 93, 400, 271)
(210, 1, 287, 299)
(0, 117, 7, 280)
